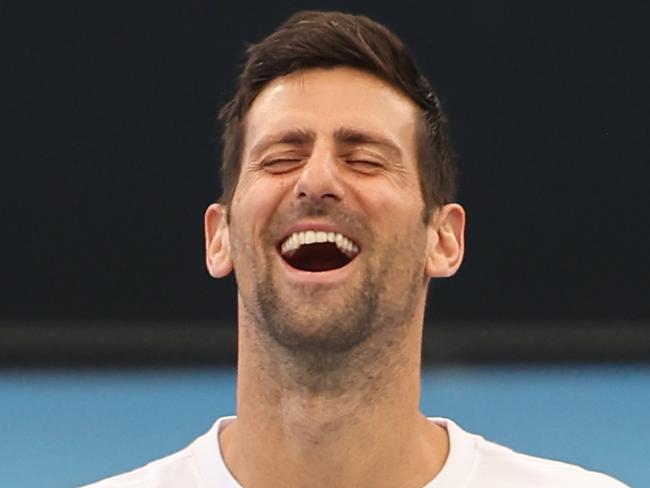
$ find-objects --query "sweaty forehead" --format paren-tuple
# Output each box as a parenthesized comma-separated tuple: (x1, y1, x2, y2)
(242, 67, 420, 158)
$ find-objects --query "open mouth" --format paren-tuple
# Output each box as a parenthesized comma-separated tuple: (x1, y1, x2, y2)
(278, 230, 360, 272)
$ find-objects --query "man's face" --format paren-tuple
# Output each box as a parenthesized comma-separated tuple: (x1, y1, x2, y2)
(226, 67, 432, 353)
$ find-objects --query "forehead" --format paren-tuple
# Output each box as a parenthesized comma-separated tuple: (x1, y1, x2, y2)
(243, 67, 421, 156)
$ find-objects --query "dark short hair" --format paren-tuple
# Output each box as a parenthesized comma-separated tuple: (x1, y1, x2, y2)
(218, 10, 457, 219)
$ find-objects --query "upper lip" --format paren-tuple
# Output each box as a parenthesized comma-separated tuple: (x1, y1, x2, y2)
(276, 221, 361, 250)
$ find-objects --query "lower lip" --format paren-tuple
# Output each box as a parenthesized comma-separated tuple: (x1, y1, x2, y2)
(276, 251, 359, 285)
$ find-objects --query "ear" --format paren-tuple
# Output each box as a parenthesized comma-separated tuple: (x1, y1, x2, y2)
(204, 203, 233, 278)
(425, 203, 466, 278)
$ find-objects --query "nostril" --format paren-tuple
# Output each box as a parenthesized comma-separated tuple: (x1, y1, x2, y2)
(296, 191, 338, 201)
(293, 162, 345, 200)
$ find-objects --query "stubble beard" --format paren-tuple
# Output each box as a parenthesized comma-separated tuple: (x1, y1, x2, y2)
(247, 245, 424, 395)
(258, 254, 382, 384)
(234, 202, 427, 394)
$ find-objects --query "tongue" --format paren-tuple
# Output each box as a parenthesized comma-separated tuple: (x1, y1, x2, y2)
(283, 242, 351, 271)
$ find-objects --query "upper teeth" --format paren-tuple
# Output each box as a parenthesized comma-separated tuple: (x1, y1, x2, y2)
(280, 230, 359, 257)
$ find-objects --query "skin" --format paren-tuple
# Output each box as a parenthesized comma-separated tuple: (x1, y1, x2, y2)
(204, 67, 465, 488)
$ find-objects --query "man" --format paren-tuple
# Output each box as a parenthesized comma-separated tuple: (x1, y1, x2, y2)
(85, 11, 628, 488)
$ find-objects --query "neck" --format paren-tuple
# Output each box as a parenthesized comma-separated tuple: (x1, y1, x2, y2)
(219, 304, 449, 488)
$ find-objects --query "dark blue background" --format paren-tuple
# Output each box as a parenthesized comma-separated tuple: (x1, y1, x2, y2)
(4, 1, 649, 323)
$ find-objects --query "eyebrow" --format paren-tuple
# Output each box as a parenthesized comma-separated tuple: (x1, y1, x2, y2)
(249, 128, 315, 160)
(333, 127, 402, 158)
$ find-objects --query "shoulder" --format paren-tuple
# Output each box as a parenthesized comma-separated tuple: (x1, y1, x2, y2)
(473, 437, 629, 487)
(431, 418, 629, 488)
(79, 444, 201, 488)
(78, 416, 239, 488)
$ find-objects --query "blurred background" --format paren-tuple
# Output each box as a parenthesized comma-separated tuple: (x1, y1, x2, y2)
(2, 0, 649, 486)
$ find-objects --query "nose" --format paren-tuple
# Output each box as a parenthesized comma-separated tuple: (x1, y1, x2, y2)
(293, 149, 345, 202)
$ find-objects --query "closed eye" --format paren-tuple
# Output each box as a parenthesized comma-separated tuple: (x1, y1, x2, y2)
(346, 159, 384, 172)
(348, 159, 381, 166)
(262, 159, 303, 174)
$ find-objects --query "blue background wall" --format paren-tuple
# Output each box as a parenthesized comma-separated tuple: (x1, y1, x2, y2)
(2, 365, 648, 487)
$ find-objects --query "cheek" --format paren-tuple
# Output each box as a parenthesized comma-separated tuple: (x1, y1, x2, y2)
(232, 181, 283, 229)
(365, 191, 428, 265)
(238, 172, 294, 206)
(361, 187, 423, 230)
(229, 180, 293, 267)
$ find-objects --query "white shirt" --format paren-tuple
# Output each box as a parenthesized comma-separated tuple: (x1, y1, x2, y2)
(81, 417, 629, 487)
